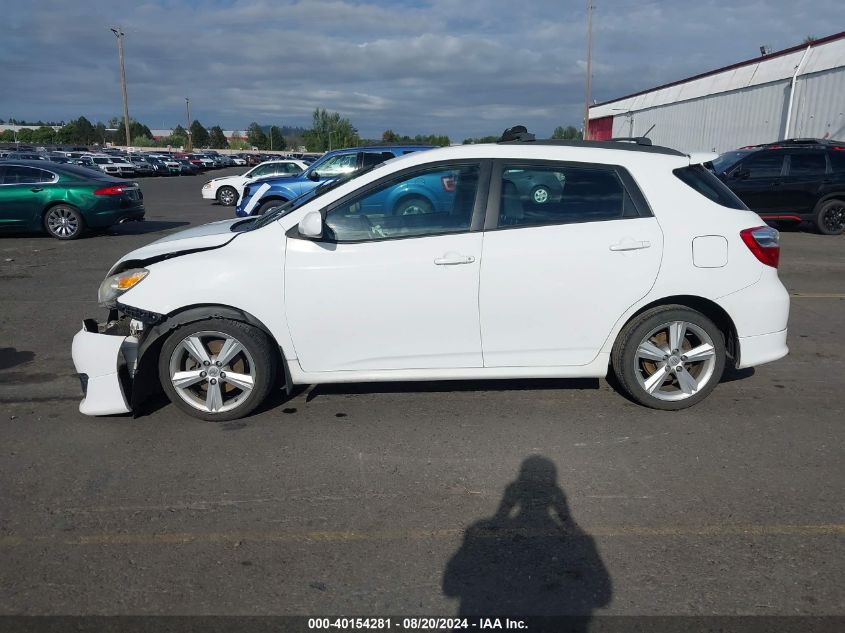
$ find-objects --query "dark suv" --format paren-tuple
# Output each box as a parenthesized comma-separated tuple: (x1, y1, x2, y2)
(711, 139, 845, 234)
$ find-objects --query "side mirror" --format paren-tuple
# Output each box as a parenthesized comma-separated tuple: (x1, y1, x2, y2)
(298, 210, 323, 239)
(732, 168, 750, 180)
(307, 170, 321, 182)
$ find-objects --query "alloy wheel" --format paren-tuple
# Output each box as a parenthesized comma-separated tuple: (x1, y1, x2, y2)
(45, 206, 80, 238)
(633, 320, 717, 402)
(822, 203, 845, 234)
(168, 331, 256, 414)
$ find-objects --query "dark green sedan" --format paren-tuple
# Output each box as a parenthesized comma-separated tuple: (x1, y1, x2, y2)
(0, 160, 145, 239)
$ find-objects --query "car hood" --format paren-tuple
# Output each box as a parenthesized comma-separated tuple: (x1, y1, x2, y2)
(208, 175, 243, 185)
(109, 219, 241, 273)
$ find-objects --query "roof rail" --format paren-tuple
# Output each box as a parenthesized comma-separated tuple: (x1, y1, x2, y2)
(608, 136, 653, 146)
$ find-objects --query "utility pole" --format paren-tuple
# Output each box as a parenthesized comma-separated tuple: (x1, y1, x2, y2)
(583, 1, 594, 141)
(110, 27, 131, 149)
(185, 98, 192, 151)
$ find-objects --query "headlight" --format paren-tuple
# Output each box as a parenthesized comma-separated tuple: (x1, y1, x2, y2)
(202, 182, 212, 189)
(98, 268, 149, 308)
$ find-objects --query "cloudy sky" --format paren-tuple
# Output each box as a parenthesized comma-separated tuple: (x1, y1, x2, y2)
(1, 0, 840, 139)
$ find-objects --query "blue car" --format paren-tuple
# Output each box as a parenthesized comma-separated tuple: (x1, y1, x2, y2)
(236, 145, 432, 217)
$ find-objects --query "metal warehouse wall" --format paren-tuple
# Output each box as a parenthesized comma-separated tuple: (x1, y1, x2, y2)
(610, 80, 792, 152)
(792, 67, 845, 140)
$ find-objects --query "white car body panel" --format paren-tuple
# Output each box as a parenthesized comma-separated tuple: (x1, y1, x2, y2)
(73, 142, 790, 416)
(201, 160, 308, 201)
(108, 218, 243, 273)
(71, 327, 137, 415)
(480, 217, 664, 367)
(285, 232, 484, 371)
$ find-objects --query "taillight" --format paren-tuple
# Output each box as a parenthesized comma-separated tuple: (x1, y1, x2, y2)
(441, 175, 456, 192)
(94, 184, 129, 196)
(740, 226, 780, 268)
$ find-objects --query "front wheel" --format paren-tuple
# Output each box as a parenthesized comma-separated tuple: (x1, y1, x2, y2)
(611, 306, 725, 410)
(217, 186, 238, 206)
(255, 199, 288, 216)
(814, 199, 845, 235)
(44, 204, 85, 240)
(393, 196, 433, 216)
(158, 319, 277, 421)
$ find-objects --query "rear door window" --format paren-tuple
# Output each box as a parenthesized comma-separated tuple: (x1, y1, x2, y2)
(3, 166, 52, 184)
(787, 152, 827, 177)
(495, 164, 639, 228)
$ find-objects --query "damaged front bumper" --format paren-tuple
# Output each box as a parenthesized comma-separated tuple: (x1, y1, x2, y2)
(71, 318, 140, 416)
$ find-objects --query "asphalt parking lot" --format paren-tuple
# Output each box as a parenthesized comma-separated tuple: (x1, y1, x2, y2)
(0, 169, 843, 618)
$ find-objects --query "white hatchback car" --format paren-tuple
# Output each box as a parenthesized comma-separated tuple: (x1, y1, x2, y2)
(72, 131, 789, 421)
(201, 159, 308, 206)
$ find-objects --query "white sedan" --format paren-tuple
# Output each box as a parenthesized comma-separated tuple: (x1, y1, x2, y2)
(201, 159, 308, 205)
(72, 131, 789, 420)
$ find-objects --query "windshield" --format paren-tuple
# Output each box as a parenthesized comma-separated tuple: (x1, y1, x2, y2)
(248, 164, 382, 231)
(711, 150, 753, 174)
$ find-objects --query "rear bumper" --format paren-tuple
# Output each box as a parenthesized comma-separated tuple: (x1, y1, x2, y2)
(737, 329, 788, 369)
(71, 320, 138, 416)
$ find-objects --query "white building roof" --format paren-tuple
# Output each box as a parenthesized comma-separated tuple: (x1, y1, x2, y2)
(590, 31, 845, 119)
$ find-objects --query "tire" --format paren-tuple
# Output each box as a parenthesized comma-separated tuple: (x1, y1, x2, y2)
(216, 186, 238, 206)
(43, 204, 85, 240)
(611, 305, 726, 410)
(255, 199, 287, 216)
(393, 196, 433, 216)
(158, 318, 277, 421)
(813, 198, 845, 235)
(530, 185, 551, 205)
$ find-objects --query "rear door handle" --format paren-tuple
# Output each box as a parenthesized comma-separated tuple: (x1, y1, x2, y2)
(609, 240, 651, 252)
(434, 253, 476, 265)
(30, 187, 43, 192)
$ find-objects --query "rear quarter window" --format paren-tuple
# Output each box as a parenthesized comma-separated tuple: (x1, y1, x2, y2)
(829, 150, 845, 173)
(673, 165, 748, 210)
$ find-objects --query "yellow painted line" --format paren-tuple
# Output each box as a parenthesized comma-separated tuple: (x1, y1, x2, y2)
(1, 524, 843, 547)
(790, 293, 845, 298)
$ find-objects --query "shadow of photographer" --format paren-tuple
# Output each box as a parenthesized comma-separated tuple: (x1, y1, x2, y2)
(443, 456, 611, 630)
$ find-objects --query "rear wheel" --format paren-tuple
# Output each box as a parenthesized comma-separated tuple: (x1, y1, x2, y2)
(814, 199, 845, 235)
(44, 204, 85, 240)
(612, 306, 726, 410)
(158, 319, 277, 421)
(531, 185, 551, 204)
(216, 186, 238, 206)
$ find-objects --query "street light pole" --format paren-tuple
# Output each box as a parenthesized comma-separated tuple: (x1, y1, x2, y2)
(110, 27, 131, 149)
(185, 98, 192, 151)
(583, 1, 594, 141)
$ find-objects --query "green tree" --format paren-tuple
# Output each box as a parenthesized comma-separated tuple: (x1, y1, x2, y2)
(17, 128, 34, 143)
(246, 122, 268, 149)
(0, 130, 15, 142)
(190, 120, 210, 148)
(268, 126, 286, 151)
(382, 129, 399, 143)
(462, 135, 499, 144)
(302, 109, 359, 152)
(208, 125, 229, 149)
(551, 125, 581, 140)
(31, 126, 57, 144)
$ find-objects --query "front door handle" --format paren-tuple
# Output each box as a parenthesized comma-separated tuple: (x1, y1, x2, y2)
(434, 253, 476, 265)
(30, 187, 43, 192)
(609, 240, 651, 252)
